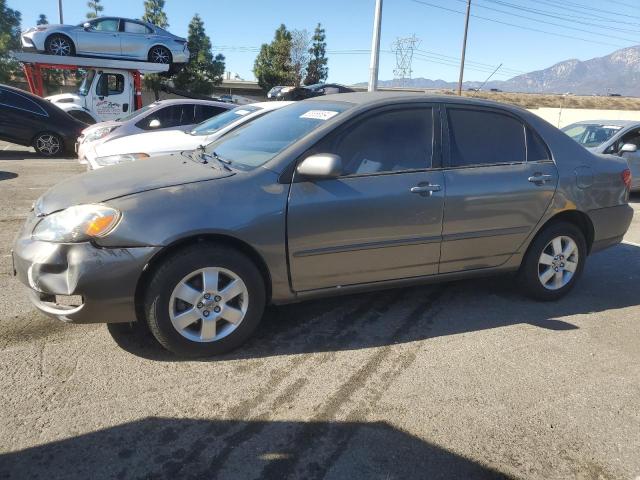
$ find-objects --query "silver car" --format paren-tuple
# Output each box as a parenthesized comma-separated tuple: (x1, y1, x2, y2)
(21, 16, 189, 65)
(77, 99, 233, 162)
(12, 93, 634, 356)
(562, 120, 640, 191)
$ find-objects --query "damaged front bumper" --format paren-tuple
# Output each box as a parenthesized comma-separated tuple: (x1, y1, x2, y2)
(12, 225, 160, 324)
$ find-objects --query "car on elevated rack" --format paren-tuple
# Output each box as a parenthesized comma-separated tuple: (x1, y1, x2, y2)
(268, 83, 355, 101)
(83, 101, 291, 169)
(12, 93, 634, 356)
(21, 16, 188, 66)
(0, 84, 85, 156)
(562, 120, 640, 191)
(77, 99, 234, 163)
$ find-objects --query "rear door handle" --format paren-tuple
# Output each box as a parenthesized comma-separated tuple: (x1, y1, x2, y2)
(410, 184, 441, 196)
(528, 173, 553, 184)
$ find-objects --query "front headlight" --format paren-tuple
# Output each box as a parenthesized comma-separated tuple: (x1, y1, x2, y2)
(83, 126, 117, 143)
(32, 204, 121, 243)
(94, 152, 149, 166)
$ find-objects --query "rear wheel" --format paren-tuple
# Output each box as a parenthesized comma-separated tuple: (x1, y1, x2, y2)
(143, 244, 265, 356)
(519, 221, 587, 301)
(148, 46, 172, 64)
(45, 34, 75, 56)
(33, 132, 63, 157)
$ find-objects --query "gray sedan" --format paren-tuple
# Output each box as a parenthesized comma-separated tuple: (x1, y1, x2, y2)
(562, 120, 640, 191)
(12, 93, 634, 356)
(21, 17, 189, 65)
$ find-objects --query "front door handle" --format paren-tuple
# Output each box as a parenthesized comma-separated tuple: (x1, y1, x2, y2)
(528, 173, 553, 185)
(410, 183, 441, 196)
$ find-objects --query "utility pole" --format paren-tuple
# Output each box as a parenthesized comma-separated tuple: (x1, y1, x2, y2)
(457, 0, 471, 96)
(368, 0, 383, 92)
(58, 0, 64, 24)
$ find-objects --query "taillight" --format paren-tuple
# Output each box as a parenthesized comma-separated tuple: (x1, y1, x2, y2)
(622, 168, 632, 190)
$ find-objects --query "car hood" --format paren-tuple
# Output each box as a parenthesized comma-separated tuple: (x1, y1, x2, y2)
(94, 129, 208, 157)
(82, 120, 121, 135)
(36, 154, 233, 214)
(46, 92, 82, 105)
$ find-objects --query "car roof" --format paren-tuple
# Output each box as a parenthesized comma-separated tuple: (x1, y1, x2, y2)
(0, 83, 46, 103)
(565, 119, 640, 128)
(152, 99, 234, 108)
(249, 101, 294, 110)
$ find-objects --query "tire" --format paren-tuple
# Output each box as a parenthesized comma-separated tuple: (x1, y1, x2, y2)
(148, 45, 172, 64)
(45, 34, 75, 56)
(33, 132, 64, 157)
(519, 221, 587, 301)
(143, 244, 266, 357)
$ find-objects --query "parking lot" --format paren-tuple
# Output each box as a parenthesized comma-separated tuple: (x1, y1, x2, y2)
(0, 141, 639, 479)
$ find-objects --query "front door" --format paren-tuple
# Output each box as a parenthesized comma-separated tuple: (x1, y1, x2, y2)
(439, 106, 558, 273)
(91, 72, 131, 121)
(287, 106, 445, 292)
(76, 18, 121, 56)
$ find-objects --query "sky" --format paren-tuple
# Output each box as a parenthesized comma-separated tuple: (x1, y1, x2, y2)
(9, 0, 640, 85)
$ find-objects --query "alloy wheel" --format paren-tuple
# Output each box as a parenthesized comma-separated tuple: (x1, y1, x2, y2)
(150, 47, 170, 64)
(49, 37, 72, 56)
(537, 235, 579, 290)
(169, 267, 249, 343)
(35, 134, 61, 156)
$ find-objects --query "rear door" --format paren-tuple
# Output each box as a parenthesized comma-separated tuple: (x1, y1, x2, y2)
(439, 105, 557, 273)
(287, 105, 445, 291)
(119, 20, 153, 59)
(76, 18, 122, 56)
(0, 88, 49, 145)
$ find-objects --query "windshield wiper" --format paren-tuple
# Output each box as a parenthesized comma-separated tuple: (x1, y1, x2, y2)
(196, 145, 232, 171)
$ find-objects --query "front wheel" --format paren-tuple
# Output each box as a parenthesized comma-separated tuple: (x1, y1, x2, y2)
(33, 132, 63, 157)
(143, 244, 265, 356)
(519, 221, 587, 301)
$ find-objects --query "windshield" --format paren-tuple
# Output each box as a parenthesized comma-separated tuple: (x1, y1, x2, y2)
(116, 103, 158, 122)
(205, 101, 352, 170)
(562, 123, 622, 148)
(78, 70, 96, 96)
(190, 105, 261, 135)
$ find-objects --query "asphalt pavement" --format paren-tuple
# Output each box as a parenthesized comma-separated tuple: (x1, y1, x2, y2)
(0, 142, 639, 480)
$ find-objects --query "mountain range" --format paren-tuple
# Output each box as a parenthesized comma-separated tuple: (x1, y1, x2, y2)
(357, 45, 640, 97)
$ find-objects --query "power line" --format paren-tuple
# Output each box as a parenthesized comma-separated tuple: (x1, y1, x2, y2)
(526, 0, 640, 27)
(537, 0, 640, 21)
(411, 0, 626, 48)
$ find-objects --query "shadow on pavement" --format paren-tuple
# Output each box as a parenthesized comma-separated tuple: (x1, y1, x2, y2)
(0, 149, 74, 161)
(0, 172, 18, 181)
(0, 417, 510, 480)
(108, 242, 640, 362)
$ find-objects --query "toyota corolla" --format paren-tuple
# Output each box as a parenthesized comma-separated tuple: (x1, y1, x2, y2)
(12, 93, 634, 356)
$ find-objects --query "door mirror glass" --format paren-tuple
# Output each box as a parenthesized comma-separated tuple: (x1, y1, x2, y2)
(148, 119, 161, 128)
(83, 22, 92, 30)
(297, 154, 342, 179)
(619, 143, 637, 155)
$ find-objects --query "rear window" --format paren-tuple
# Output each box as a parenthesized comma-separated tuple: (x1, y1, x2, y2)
(447, 108, 526, 167)
(0, 88, 47, 116)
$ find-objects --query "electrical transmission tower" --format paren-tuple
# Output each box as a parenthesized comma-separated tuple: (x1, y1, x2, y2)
(392, 35, 420, 87)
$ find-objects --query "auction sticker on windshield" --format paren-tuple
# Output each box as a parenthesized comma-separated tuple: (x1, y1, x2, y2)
(300, 110, 340, 120)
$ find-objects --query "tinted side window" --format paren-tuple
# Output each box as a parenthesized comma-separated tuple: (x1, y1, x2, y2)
(194, 105, 227, 123)
(331, 108, 433, 176)
(139, 105, 184, 129)
(0, 89, 47, 116)
(447, 108, 525, 167)
(526, 127, 550, 161)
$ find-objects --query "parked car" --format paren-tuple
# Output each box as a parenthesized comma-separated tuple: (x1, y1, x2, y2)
(21, 17, 189, 65)
(0, 84, 85, 156)
(12, 93, 633, 356)
(268, 83, 355, 101)
(562, 120, 640, 191)
(77, 99, 234, 163)
(83, 101, 291, 169)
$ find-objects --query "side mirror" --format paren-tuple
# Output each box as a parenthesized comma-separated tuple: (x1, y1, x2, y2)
(148, 119, 161, 128)
(619, 143, 637, 156)
(297, 154, 342, 179)
(83, 22, 91, 30)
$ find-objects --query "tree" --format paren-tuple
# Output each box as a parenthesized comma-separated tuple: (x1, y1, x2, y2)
(142, 0, 168, 28)
(0, 0, 21, 83)
(253, 24, 293, 93)
(86, 0, 103, 19)
(173, 14, 225, 95)
(142, 0, 169, 99)
(304, 23, 328, 85)
(36, 14, 48, 25)
(290, 29, 310, 87)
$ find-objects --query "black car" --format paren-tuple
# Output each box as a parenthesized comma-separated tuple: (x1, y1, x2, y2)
(0, 84, 86, 156)
(268, 83, 355, 101)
